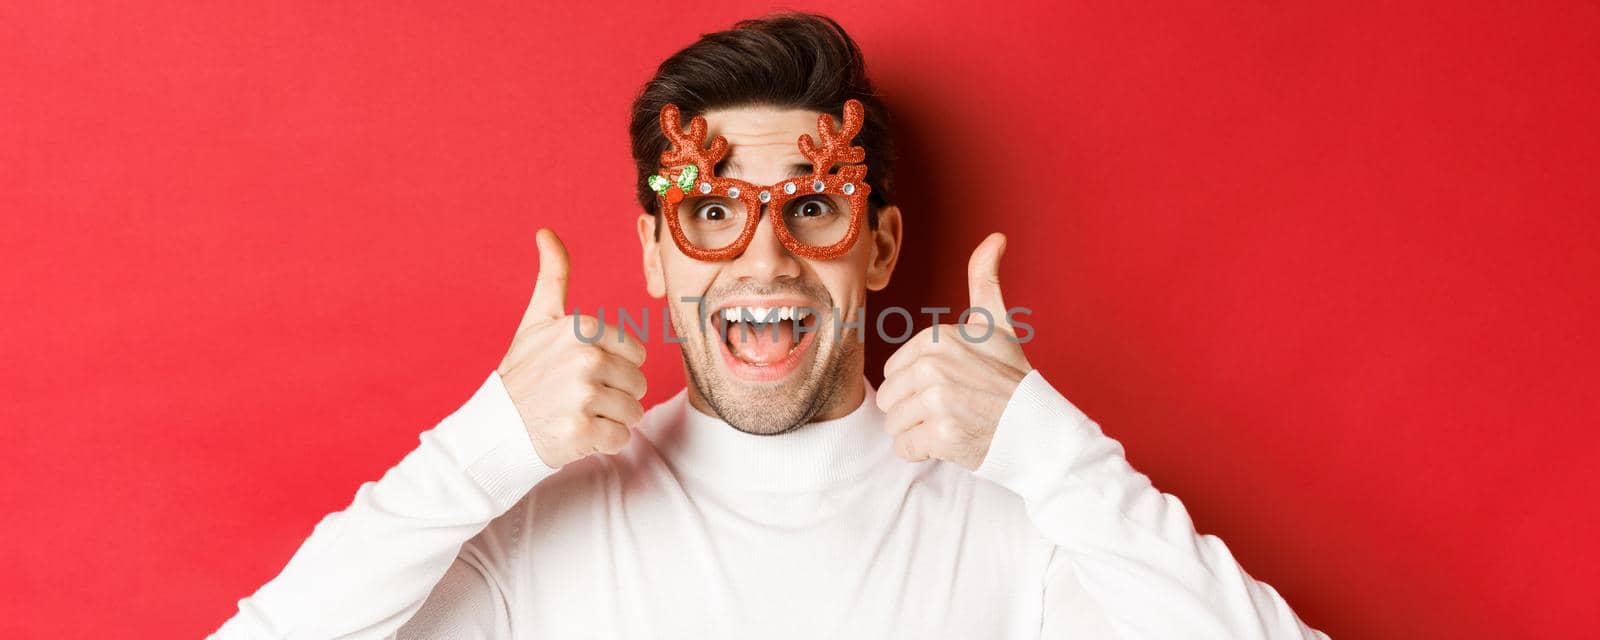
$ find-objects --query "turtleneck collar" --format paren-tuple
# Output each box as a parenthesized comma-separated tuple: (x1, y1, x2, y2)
(645, 378, 894, 493)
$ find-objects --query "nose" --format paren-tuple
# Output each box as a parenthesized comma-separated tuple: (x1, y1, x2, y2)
(728, 205, 803, 282)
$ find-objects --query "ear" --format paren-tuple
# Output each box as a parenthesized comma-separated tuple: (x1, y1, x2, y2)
(865, 204, 902, 291)
(637, 214, 667, 298)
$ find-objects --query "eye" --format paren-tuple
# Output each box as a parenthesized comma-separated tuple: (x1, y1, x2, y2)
(695, 202, 732, 222)
(786, 196, 836, 218)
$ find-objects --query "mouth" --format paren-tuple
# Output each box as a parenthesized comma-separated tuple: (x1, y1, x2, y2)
(709, 300, 823, 383)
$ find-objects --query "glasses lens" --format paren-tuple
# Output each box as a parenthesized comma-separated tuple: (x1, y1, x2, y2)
(780, 194, 854, 248)
(675, 195, 750, 251)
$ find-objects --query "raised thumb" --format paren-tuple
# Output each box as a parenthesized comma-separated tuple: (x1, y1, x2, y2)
(521, 228, 570, 326)
(966, 232, 1011, 333)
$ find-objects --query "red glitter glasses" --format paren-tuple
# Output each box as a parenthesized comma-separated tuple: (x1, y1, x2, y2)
(647, 99, 873, 262)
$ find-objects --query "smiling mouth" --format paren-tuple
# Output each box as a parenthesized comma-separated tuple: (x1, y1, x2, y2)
(711, 304, 822, 379)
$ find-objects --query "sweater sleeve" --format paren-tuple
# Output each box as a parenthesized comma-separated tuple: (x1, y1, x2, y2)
(974, 370, 1329, 640)
(394, 551, 513, 639)
(209, 370, 559, 640)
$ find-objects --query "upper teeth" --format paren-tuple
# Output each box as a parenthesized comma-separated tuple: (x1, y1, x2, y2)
(720, 306, 813, 322)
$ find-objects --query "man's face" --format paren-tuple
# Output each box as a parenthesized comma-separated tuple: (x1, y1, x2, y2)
(637, 105, 901, 435)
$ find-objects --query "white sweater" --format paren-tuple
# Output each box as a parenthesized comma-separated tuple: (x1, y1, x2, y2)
(211, 370, 1328, 639)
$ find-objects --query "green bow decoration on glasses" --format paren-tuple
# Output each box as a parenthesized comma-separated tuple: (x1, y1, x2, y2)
(646, 164, 699, 206)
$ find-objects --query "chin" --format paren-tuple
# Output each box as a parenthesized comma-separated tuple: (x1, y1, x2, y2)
(703, 349, 828, 436)
(689, 319, 848, 436)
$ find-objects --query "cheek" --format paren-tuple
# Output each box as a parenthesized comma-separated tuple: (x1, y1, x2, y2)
(812, 240, 877, 308)
(659, 251, 720, 293)
(660, 260, 723, 329)
(812, 261, 872, 313)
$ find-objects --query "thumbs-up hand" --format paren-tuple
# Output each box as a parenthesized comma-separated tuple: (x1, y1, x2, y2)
(875, 233, 1033, 471)
(497, 229, 648, 469)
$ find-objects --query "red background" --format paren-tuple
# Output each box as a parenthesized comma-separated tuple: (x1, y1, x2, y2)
(3, 2, 1596, 638)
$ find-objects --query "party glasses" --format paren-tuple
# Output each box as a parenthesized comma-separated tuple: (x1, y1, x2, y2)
(647, 99, 873, 262)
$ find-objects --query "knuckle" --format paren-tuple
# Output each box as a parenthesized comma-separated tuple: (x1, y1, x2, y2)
(551, 417, 584, 441)
(577, 384, 603, 409)
(570, 315, 601, 338)
(576, 347, 606, 371)
(935, 420, 964, 443)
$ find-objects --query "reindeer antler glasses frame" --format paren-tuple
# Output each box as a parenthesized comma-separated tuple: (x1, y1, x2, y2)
(646, 99, 873, 263)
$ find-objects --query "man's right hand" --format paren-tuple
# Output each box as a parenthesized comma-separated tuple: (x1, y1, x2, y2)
(496, 228, 647, 469)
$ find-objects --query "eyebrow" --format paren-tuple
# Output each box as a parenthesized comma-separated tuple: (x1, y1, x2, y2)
(717, 160, 814, 180)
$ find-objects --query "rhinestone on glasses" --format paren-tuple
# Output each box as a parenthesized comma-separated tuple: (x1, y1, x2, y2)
(812, 179, 825, 192)
(698, 182, 712, 194)
(842, 182, 856, 195)
(727, 187, 740, 198)
(758, 190, 771, 203)
(783, 182, 796, 194)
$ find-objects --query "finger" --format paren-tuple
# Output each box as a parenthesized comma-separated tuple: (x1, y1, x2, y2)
(585, 385, 646, 427)
(522, 228, 571, 326)
(894, 428, 934, 462)
(882, 327, 941, 380)
(592, 351, 648, 400)
(587, 416, 632, 455)
(881, 393, 932, 436)
(590, 321, 648, 367)
(966, 232, 1012, 334)
(876, 354, 941, 410)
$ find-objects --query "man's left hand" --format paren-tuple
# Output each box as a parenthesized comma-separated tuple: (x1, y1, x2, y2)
(876, 232, 1033, 471)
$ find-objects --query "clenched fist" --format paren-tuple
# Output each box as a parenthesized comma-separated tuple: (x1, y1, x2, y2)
(497, 228, 648, 469)
(876, 232, 1033, 470)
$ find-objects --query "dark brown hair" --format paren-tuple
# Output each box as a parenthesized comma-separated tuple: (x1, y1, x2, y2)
(628, 12, 896, 233)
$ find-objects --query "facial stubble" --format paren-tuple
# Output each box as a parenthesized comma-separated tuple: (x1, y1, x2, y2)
(668, 286, 859, 436)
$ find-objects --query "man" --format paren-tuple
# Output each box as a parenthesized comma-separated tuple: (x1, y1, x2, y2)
(213, 12, 1327, 639)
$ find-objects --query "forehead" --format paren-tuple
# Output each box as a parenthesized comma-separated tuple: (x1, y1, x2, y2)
(699, 105, 834, 179)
